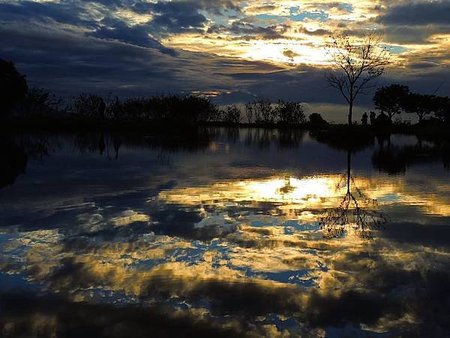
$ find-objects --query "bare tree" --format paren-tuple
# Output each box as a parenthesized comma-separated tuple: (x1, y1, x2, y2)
(326, 33, 391, 126)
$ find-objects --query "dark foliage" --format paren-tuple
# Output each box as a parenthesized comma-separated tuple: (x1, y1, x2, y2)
(308, 113, 328, 128)
(0, 59, 28, 116)
(373, 83, 450, 125)
(373, 84, 410, 122)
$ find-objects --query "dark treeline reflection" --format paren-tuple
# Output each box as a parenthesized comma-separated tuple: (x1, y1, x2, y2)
(1, 128, 449, 191)
(372, 134, 450, 174)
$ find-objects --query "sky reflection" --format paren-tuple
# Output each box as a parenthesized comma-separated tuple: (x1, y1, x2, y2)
(0, 130, 449, 337)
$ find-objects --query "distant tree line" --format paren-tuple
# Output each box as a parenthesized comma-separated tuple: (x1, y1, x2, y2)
(68, 96, 312, 126)
(2, 59, 449, 129)
(1, 59, 323, 128)
(368, 84, 450, 125)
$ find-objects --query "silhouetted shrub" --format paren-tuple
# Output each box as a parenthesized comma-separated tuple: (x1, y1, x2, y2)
(18, 88, 60, 116)
(309, 113, 328, 127)
(373, 112, 391, 127)
(72, 94, 106, 119)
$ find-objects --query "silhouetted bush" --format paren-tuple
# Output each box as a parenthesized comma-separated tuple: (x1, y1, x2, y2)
(308, 113, 328, 127)
(72, 94, 106, 119)
(18, 88, 61, 117)
(373, 112, 391, 128)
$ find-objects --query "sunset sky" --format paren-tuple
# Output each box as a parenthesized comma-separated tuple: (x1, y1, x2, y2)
(1, 0, 449, 116)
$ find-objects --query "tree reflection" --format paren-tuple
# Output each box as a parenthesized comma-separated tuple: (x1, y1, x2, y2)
(321, 150, 386, 239)
(0, 137, 27, 189)
(372, 134, 450, 174)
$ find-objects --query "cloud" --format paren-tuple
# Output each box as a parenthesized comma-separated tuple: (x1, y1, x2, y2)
(380, 1, 450, 26)
(148, 1, 208, 33)
(89, 17, 177, 55)
(0, 0, 449, 105)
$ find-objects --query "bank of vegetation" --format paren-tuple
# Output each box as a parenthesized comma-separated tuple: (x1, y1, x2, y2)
(1, 59, 449, 137)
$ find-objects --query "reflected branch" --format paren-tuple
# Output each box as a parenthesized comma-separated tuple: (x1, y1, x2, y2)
(320, 151, 386, 239)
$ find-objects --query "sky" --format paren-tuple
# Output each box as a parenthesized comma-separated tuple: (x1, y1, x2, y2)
(1, 0, 449, 118)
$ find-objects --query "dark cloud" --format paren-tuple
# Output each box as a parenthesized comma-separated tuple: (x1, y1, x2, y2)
(380, 1, 450, 26)
(208, 21, 287, 40)
(149, 1, 207, 33)
(0, 0, 448, 106)
(0, 1, 92, 27)
(384, 25, 450, 44)
(89, 17, 177, 55)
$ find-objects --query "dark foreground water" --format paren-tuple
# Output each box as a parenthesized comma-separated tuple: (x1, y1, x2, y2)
(0, 129, 449, 337)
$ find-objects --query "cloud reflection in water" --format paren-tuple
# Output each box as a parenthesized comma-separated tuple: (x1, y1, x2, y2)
(0, 132, 449, 337)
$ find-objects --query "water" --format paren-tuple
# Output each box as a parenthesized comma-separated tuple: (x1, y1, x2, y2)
(0, 129, 449, 337)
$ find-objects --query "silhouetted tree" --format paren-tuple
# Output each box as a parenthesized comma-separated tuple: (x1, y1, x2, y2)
(373, 84, 410, 122)
(433, 96, 450, 124)
(402, 93, 435, 124)
(244, 102, 254, 123)
(0, 60, 28, 117)
(253, 99, 274, 124)
(275, 101, 305, 126)
(222, 105, 241, 124)
(326, 34, 391, 126)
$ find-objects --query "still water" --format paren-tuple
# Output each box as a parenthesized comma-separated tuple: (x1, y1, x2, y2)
(0, 129, 449, 337)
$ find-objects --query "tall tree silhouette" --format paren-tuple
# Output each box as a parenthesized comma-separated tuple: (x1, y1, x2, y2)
(326, 34, 391, 126)
(0, 60, 28, 116)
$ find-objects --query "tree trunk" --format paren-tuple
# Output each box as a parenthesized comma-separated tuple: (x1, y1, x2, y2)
(348, 101, 353, 126)
(347, 150, 351, 194)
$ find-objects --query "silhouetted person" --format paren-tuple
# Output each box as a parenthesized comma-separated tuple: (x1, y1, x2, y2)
(98, 99, 106, 120)
(113, 136, 122, 159)
(369, 111, 376, 126)
(361, 113, 368, 126)
(98, 134, 106, 155)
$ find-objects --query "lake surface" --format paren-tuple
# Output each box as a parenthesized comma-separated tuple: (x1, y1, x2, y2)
(0, 129, 449, 337)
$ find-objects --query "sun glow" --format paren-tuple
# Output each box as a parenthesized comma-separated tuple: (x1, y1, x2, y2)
(158, 175, 343, 209)
(158, 174, 450, 218)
